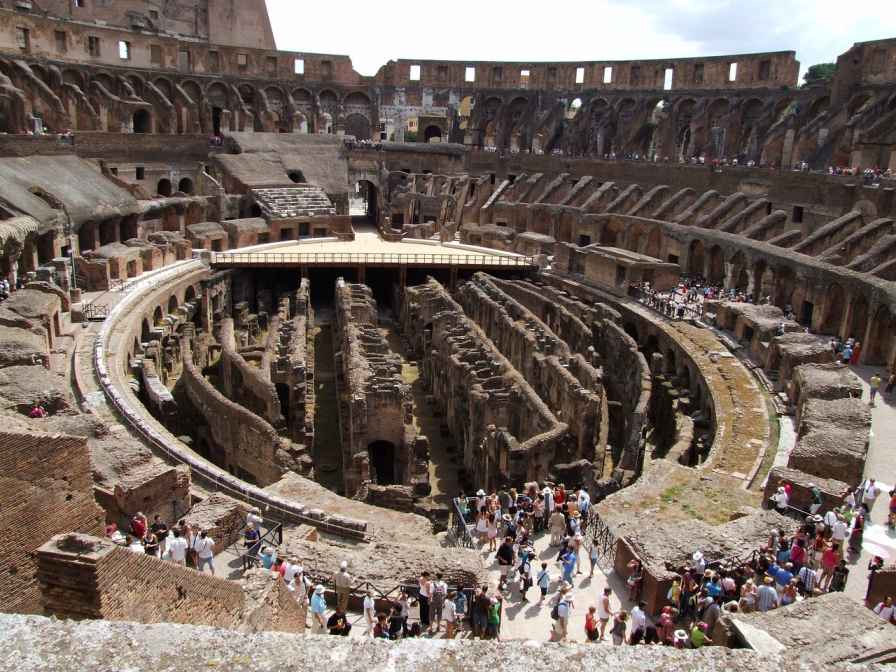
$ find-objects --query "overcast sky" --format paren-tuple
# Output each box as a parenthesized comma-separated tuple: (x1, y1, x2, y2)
(267, 0, 895, 81)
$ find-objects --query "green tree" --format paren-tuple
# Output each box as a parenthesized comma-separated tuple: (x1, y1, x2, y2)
(803, 63, 837, 87)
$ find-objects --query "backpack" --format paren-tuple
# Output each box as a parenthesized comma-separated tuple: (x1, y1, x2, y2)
(550, 603, 559, 620)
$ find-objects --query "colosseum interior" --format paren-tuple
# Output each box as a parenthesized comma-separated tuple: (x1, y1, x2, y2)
(1, 1, 895, 669)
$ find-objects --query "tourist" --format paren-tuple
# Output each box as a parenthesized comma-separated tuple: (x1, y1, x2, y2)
(872, 597, 895, 623)
(150, 515, 169, 556)
(143, 530, 159, 557)
(486, 595, 503, 640)
(610, 611, 628, 645)
(417, 571, 432, 629)
(597, 587, 613, 639)
(542, 483, 555, 531)
(192, 530, 215, 575)
(849, 505, 867, 554)
(333, 560, 352, 613)
(496, 536, 515, 591)
(771, 486, 789, 513)
(260, 546, 276, 570)
(373, 612, 390, 639)
(738, 579, 757, 612)
(756, 577, 779, 611)
(626, 559, 644, 601)
(829, 559, 849, 592)
(246, 506, 264, 530)
(588, 537, 601, 577)
(475, 508, 489, 545)
(797, 564, 819, 596)
(585, 605, 600, 642)
(689, 621, 712, 648)
(551, 587, 572, 641)
(327, 607, 352, 636)
(166, 528, 188, 566)
(536, 562, 551, 603)
(780, 579, 799, 606)
(549, 507, 566, 546)
(310, 585, 327, 634)
(486, 513, 499, 552)
(29, 404, 47, 418)
(363, 590, 376, 637)
(429, 572, 447, 633)
(629, 601, 648, 644)
(561, 545, 577, 585)
(885, 371, 896, 397)
(870, 372, 882, 404)
(243, 522, 260, 555)
(860, 478, 882, 512)
(282, 556, 302, 584)
(444, 590, 458, 638)
(130, 512, 148, 540)
(472, 585, 490, 638)
(453, 588, 467, 633)
(808, 484, 823, 515)
(518, 551, 533, 601)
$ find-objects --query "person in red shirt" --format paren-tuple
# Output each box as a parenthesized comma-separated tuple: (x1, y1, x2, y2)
(782, 481, 793, 500)
(130, 512, 147, 540)
(554, 484, 566, 507)
(585, 606, 599, 642)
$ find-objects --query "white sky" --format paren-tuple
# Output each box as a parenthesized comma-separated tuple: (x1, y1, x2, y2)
(266, 0, 896, 82)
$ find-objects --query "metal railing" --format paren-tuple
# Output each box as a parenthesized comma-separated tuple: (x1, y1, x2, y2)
(629, 286, 704, 321)
(208, 251, 537, 268)
(585, 509, 617, 571)
(446, 497, 476, 549)
(240, 521, 283, 571)
(82, 303, 108, 321)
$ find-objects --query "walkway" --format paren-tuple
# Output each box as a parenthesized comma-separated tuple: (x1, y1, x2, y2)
(843, 364, 896, 601)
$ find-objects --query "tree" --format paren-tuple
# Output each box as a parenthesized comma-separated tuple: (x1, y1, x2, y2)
(803, 63, 837, 87)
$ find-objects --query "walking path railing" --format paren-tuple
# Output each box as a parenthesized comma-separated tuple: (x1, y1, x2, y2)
(209, 251, 537, 268)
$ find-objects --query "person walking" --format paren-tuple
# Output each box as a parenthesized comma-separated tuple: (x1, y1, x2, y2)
(363, 590, 376, 637)
(193, 530, 215, 575)
(417, 571, 433, 630)
(333, 561, 353, 613)
(870, 372, 882, 405)
(429, 573, 447, 634)
(597, 587, 613, 640)
(310, 585, 327, 634)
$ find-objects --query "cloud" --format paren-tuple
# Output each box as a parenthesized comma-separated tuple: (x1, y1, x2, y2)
(266, 0, 894, 80)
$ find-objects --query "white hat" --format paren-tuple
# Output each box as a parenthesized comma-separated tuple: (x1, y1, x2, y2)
(777, 486, 785, 493)
(477, 489, 486, 496)
(315, 584, 325, 594)
(693, 551, 704, 562)
(340, 560, 348, 570)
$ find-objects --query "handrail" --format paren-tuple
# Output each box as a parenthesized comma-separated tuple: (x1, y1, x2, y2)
(208, 251, 537, 267)
(240, 521, 283, 571)
(447, 497, 476, 549)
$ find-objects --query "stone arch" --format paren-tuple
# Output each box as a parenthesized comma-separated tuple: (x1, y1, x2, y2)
(820, 283, 846, 335)
(864, 305, 895, 365)
(343, 91, 371, 107)
(847, 293, 869, 342)
(132, 109, 151, 133)
(205, 81, 229, 107)
(181, 80, 202, 103)
(153, 305, 164, 326)
(157, 178, 172, 197)
(153, 77, 174, 101)
(688, 239, 706, 276)
(185, 285, 197, 304)
(167, 295, 179, 314)
(344, 113, 371, 140)
(809, 95, 830, 118)
(707, 245, 724, 285)
(238, 83, 256, 107)
(423, 125, 442, 143)
(368, 440, 397, 484)
(62, 69, 84, 88)
(729, 251, 749, 292)
(847, 93, 872, 117)
(318, 89, 339, 111)
(178, 177, 194, 195)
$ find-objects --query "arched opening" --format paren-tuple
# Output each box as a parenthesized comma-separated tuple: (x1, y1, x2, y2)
(157, 179, 172, 197)
(177, 177, 194, 195)
(567, 97, 583, 119)
(688, 240, 706, 277)
(185, 285, 197, 304)
(847, 294, 869, 342)
(153, 306, 164, 327)
(132, 109, 151, 134)
(820, 283, 845, 335)
(865, 305, 895, 364)
(141, 318, 151, 343)
(423, 125, 442, 143)
(167, 295, 179, 315)
(352, 180, 379, 226)
(288, 170, 305, 184)
(368, 440, 397, 485)
(707, 245, 724, 285)
(344, 113, 371, 141)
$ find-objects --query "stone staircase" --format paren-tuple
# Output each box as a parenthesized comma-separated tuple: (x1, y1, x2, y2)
(251, 186, 336, 219)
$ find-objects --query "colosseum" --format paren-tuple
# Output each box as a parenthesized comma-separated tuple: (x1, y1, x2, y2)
(1, 1, 895, 669)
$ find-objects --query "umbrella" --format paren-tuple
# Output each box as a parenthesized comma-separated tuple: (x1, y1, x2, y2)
(862, 540, 893, 560)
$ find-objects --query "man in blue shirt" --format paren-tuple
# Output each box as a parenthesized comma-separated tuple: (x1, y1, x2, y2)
(561, 549, 577, 585)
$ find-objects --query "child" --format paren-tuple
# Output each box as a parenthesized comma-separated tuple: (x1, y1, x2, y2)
(536, 562, 551, 602)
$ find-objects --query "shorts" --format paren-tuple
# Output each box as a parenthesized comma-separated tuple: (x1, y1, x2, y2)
(500, 565, 510, 577)
(540, 587, 548, 597)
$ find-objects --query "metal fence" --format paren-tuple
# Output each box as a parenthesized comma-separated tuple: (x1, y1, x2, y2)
(585, 509, 617, 571)
(239, 521, 284, 571)
(446, 497, 476, 549)
(208, 251, 537, 268)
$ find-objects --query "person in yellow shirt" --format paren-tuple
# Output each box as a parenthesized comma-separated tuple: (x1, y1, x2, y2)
(870, 373, 882, 405)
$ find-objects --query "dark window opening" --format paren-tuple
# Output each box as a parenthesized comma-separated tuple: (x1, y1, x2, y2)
(368, 440, 397, 484)
(299, 223, 310, 237)
(136, 166, 145, 180)
(792, 205, 804, 223)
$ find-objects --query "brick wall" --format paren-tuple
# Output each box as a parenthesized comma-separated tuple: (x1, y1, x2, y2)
(38, 533, 244, 627)
(0, 431, 104, 615)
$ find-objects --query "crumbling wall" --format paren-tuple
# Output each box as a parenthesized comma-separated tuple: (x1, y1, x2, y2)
(334, 280, 418, 496)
